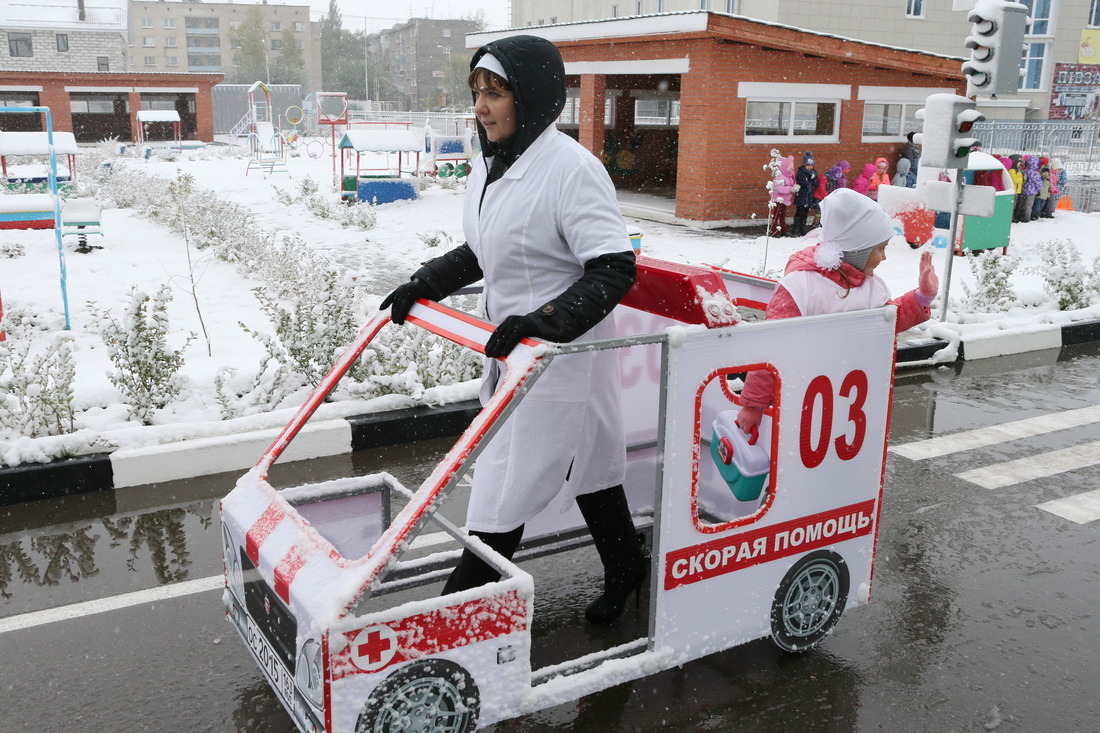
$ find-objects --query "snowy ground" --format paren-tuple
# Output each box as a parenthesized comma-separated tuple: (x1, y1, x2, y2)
(1, 143, 1098, 466)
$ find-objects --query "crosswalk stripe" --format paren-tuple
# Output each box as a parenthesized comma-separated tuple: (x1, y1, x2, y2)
(1036, 488, 1100, 524)
(890, 404, 1100, 461)
(953, 439, 1100, 489)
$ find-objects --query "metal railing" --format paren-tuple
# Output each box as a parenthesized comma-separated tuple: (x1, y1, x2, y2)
(973, 120, 1100, 173)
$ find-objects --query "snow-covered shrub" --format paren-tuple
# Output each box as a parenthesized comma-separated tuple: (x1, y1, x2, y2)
(90, 286, 194, 425)
(1033, 239, 1093, 310)
(417, 230, 453, 249)
(274, 176, 377, 230)
(961, 251, 1019, 312)
(1087, 254, 1100, 301)
(0, 310, 77, 440)
(0, 242, 25, 258)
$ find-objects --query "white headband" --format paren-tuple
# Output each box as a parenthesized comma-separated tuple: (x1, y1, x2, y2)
(474, 53, 507, 81)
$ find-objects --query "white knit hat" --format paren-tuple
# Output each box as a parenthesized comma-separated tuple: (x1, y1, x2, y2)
(813, 188, 896, 270)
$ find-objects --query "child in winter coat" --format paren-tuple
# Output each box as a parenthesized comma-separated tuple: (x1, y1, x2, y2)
(825, 160, 850, 193)
(1043, 158, 1065, 217)
(793, 151, 820, 236)
(1032, 163, 1052, 220)
(900, 131, 920, 187)
(769, 155, 795, 237)
(735, 188, 939, 433)
(893, 158, 912, 188)
(852, 163, 877, 197)
(1009, 155, 1026, 223)
(868, 157, 891, 200)
(1021, 155, 1042, 221)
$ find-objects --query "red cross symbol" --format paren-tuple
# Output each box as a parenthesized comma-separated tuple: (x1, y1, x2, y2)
(351, 625, 397, 671)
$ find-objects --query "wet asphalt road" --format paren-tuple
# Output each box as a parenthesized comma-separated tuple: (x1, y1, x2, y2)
(1, 343, 1098, 732)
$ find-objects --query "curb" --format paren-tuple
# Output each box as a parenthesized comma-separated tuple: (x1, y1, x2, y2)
(2, 318, 1098, 504)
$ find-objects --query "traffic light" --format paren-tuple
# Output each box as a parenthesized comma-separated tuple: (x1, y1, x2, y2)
(914, 94, 985, 169)
(962, 0, 1030, 97)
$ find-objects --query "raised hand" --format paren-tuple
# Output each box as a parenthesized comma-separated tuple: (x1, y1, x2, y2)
(918, 250, 939, 297)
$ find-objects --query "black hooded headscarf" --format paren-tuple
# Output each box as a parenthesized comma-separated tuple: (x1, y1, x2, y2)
(470, 35, 566, 183)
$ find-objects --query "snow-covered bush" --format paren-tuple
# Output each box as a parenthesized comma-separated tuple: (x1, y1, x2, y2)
(417, 230, 454, 249)
(90, 286, 194, 425)
(0, 242, 25, 259)
(1033, 239, 1093, 311)
(0, 310, 77, 440)
(961, 251, 1019, 312)
(274, 176, 378, 230)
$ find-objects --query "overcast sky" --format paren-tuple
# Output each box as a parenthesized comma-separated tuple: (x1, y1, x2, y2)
(306, 0, 513, 35)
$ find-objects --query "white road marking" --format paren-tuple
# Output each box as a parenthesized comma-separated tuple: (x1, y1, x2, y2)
(890, 404, 1100, 461)
(1036, 488, 1100, 524)
(953, 440, 1100, 489)
(0, 574, 224, 635)
(0, 529, 459, 635)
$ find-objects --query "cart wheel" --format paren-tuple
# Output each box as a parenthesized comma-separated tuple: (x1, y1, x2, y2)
(770, 550, 849, 653)
(356, 659, 479, 733)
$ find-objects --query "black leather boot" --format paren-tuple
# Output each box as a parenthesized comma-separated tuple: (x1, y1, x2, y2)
(442, 525, 525, 595)
(576, 485, 649, 624)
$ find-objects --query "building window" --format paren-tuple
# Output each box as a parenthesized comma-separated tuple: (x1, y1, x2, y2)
(271, 39, 282, 50)
(657, 0, 666, 10)
(166, 55, 179, 67)
(271, 21, 282, 31)
(144, 56, 156, 66)
(700, 0, 710, 8)
(164, 18, 175, 29)
(1091, 0, 1100, 26)
(143, 37, 156, 47)
(725, 0, 738, 12)
(550, 16, 557, 22)
(294, 22, 304, 32)
(905, 0, 924, 18)
(1021, 41, 1047, 90)
(165, 37, 177, 47)
(442, 28, 451, 37)
(635, 98, 680, 126)
(1019, 0, 1051, 35)
(8, 33, 33, 58)
(863, 103, 902, 137)
(745, 100, 838, 138)
(185, 18, 220, 30)
(141, 17, 153, 28)
(612, 4, 619, 16)
(97, 56, 109, 71)
(295, 40, 303, 50)
(56, 34, 69, 52)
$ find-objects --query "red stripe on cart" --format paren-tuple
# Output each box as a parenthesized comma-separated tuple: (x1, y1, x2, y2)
(330, 590, 529, 680)
(273, 543, 310, 603)
(245, 503, 286, 565)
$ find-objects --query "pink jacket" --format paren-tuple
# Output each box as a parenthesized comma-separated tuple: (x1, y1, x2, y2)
(739, 245, 931, 409)
(851, 163, 876, 196)
(770, 156, 796, 205)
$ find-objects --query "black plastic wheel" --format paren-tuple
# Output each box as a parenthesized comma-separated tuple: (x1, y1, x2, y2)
(355, 659, 480, 733)
(770, 549, 849, 652)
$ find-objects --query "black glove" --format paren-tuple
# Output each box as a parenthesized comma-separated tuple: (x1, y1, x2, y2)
(484, 315, 541, 358)
(379, 277, 437, 325)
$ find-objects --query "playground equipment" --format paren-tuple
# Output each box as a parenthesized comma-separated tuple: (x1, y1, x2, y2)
(0, 107, 72, 328)
(61, 198, 104, 253)
(135, 109, 182, 151)
(222, 256, 898, 733)
(337, 129, 423, 204)
(244, 82, 289, 178)
(0, 130, 78, 194)
(425, 129, 476, 178)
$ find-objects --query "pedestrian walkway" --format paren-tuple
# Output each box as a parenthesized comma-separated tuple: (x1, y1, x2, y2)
(889, 403, 1100, 524)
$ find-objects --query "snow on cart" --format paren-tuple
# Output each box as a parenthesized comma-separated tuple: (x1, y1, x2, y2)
(221, 256, 898, 732)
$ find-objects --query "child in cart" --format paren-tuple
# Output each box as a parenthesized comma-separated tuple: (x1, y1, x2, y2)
(735, 188, 940, 433)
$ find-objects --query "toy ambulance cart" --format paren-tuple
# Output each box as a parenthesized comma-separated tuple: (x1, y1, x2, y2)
(221, 256, 898, 733)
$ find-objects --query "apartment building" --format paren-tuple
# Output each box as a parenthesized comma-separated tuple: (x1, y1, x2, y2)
(1, 0, 130, 78)
(510, 0, 1095, 121)
(367, 18, 482, 111)
(128, 0, 322, 92)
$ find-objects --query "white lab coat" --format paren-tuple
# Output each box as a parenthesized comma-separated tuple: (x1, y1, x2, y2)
(462, 124, 630, 533)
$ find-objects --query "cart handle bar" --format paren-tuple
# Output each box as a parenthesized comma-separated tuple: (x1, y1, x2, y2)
(254, 298, 540, 478)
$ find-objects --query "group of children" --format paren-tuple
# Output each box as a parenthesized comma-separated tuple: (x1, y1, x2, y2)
(769, 151, 909, 238)
(1005, 154, 1067, 223)
(769, 142, 1069, 238)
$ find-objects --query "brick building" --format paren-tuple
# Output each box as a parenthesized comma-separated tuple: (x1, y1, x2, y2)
(0, 69, 222, 142)
(468, 11, 965, 225)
